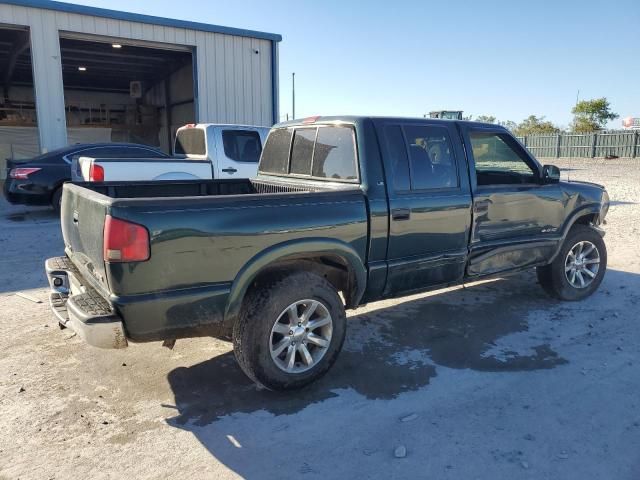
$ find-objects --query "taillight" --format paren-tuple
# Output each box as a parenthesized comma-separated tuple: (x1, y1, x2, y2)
(9, 167, 41, 179)
(103, 215, 149, 262)
(89, 163, 105, 182)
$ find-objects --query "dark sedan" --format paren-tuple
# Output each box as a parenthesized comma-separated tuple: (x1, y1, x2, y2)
(3, 143, 169, 211)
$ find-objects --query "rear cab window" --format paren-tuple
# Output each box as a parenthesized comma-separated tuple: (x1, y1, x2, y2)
(289, 128, 317, 175)
(259, 124, 358, 182)
(175, 128, 206, 156)
(259, 128, 292, 175)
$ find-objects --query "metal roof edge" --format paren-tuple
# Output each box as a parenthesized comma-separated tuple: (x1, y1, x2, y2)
(0, 0, 283, 42)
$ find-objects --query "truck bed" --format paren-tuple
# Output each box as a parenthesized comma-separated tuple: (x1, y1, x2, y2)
(60, 176, 368, 341)
(80, 177, 338, 199)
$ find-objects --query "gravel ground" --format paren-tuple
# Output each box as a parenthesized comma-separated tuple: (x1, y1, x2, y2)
(1, 158, 639, 480)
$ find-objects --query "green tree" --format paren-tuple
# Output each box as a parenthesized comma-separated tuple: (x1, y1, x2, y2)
(571, 97, 618, 132)
(475, 115, 496, 124)
(514, 115, 560, 136)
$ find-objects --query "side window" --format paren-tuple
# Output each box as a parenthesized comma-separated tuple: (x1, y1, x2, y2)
(175, 128, 206, 155)
(470, 132, 537, 185)
(69, 148, 113, 163)
(113, 147, 163, 158)
(289, 128, 317, 175)
(403, 125, 459, 190)
(312, 126, 357, 181)
(222, 130, 263, 163)
(384, 125, 410, 191)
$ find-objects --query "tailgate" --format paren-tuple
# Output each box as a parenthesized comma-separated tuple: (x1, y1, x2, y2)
(60, 183, 111, 296)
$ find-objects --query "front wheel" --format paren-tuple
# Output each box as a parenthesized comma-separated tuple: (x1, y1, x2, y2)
(537, 224, 607, 301)
(233, 271, 346, 391)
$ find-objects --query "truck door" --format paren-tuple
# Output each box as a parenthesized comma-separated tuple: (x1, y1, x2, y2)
(375, 120, 473, 296)
(461, 126, 564, 276)
(213, 127, 265, 178)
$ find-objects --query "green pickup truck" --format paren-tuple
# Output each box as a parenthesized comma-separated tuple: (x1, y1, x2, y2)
(46, 116, 610, 390)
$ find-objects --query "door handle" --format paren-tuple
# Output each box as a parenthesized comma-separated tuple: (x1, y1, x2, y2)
(221, 167, 237, 174)
(474, 199, 491, 213)
(392, 208, 411, 221)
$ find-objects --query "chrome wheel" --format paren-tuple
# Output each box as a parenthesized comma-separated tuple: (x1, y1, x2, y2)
(269, 299, 333, 374)
(565, 240, 600, 289)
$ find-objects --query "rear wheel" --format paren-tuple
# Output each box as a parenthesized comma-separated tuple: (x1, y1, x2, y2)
(51, 188, 62, 213)
(537, 224, 607, 301)
(233, 271, 346, 391)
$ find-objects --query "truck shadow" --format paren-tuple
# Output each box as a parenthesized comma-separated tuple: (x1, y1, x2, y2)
(166, 271, 567, 427)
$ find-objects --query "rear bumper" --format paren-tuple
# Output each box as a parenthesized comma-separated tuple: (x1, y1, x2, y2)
(45, 256, 127, 349)
(3, 179, 52, 205)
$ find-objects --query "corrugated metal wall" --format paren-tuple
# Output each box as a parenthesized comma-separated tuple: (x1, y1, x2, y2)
(0, 2, 276, 152)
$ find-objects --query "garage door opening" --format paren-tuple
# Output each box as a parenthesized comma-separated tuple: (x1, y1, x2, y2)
(0, 24, 39, 167)
(59, 35, 195, 153)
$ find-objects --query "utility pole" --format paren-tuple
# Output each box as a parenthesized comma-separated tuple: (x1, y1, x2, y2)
(575, 89, 580, 105)
(292, 72, 296, 119)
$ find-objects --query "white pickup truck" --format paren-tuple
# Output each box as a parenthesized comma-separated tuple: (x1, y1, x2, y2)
(73, 124, 269, 182)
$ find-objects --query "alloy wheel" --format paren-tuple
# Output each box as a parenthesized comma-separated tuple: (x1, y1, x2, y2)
(565, 240, 600, 289)
(269, 299, 333, 374)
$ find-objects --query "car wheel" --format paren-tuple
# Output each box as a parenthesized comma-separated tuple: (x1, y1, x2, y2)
(51, 188, 63, 213)
(233, 271, 346, 391)
(537, 224, 607, 301)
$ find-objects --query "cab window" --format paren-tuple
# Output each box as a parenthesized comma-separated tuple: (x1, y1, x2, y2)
(385, 124, 459, 191)
(222, 130, 262, 163)
(470, 132, 538, 185)
(175, 128, 206, 155)
(289, 128, 317, 175)
(312, 126, 357, 181)
(403, 125, 458, 190)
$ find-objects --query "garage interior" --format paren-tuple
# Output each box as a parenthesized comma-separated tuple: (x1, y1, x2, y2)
(59, 35, 195, 153)
(0, 24, 38, 160)
(0, 28, 196, 162)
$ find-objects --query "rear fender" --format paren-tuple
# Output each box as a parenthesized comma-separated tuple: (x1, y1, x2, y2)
(224, 238, 367, 326)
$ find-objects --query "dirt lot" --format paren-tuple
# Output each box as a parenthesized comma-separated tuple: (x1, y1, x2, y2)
(1, 158, 639, 480)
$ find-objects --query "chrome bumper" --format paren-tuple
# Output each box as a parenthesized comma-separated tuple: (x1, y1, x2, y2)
(45, 256, 127, 349)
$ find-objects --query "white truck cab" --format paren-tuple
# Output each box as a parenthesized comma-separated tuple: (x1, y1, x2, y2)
(174, 124, 269, 179)
(74, 124, 269, 182)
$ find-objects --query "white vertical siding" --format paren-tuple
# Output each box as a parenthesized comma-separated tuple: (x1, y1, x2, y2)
(0, 3, 276, 153)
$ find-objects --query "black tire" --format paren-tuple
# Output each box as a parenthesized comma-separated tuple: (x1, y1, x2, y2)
(537, 224, 607, 301)
(51, 187, 63, 213)
(233, 271, 346, 391)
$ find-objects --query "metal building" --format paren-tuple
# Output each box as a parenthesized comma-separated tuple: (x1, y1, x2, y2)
(0, 0, 280, 174)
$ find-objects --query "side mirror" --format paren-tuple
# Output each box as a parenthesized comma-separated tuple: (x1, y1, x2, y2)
(542, 164, 560, 183)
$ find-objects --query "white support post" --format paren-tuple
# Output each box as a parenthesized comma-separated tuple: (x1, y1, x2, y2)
(28, 16, 67, 153)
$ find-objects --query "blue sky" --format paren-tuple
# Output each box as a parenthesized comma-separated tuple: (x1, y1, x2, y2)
(66, 0, 639, 128)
